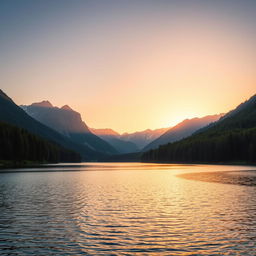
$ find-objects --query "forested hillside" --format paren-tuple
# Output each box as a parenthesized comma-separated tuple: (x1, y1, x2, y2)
(142, 95, 256, 164)
(0, 89, 104, 161)
(143, 114, 222, 151)
(142, 128, 256, 163)
(22, 102, 118, 155)
(0, 122, 81, 164)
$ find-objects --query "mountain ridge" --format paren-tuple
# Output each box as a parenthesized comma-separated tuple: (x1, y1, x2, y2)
(0, 90, 107, 160)
(21, 102, 118, 155)
(91, 128, 139, 154)
(142, 94, 256, 164)
(91, 127, 169, 153)
(143, 114, 223, 151)
(120, 127, 169, 149)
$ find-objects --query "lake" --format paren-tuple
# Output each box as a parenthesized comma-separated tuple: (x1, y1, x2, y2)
(0, 163, 255, 255)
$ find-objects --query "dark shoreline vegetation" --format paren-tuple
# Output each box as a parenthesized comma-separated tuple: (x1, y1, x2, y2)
(0, 88, 256, 165)
(0, 89, 108, 162)
(0, 122, 81, 164)
(0, 160, 49, 169)
(141, 94, 256, 164)
(141, 128, 256, 164)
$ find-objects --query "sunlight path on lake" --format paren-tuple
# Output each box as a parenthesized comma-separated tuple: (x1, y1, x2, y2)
(0, 163, 255, 255)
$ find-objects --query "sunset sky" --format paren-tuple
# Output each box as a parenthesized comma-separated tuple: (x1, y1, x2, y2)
(1, 0, 256, 133)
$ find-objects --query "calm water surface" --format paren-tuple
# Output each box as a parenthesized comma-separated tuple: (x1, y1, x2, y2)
(0, 163, 256, 255)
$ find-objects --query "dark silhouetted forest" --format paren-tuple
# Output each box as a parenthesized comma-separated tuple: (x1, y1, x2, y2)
(142, 128, 256, 163)
(0, 89, 107, 161)
(142, 94, 256, 164)
(0, 122, 81, 163)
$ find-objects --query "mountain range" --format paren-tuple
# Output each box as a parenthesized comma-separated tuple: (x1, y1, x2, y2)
(91, 127, 171, 153)
(143, 114, 223, 151)
(21, 100, 173, 155)
(22, 101, 169, 156)
(24, 101, 221, 155)
(0, 90, 113, 161)
(142, 94, 256, 164)
(120, 128, 169, 149)
(21, 102, 117, 155)
(1, 88, 255, 164)
(92, 115, 223, 154)
(90, 128, 139, 154)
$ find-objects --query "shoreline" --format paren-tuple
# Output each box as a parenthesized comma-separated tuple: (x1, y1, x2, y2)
(0, 160, 255, 170)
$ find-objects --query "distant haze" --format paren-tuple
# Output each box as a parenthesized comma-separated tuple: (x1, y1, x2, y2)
(1, 0, 256, 133)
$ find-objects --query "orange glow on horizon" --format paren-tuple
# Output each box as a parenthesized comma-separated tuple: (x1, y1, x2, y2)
(2, 1, 256, 133)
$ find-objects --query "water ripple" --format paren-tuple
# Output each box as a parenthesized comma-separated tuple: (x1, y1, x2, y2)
(0, 163, 255, 255)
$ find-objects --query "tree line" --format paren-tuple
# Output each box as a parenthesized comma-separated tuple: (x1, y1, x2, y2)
(142, 128, 256, 164)
(142, 98, 256, 164)
(0, 122, 81, 163)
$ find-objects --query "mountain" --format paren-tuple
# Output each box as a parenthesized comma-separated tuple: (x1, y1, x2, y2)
(21, 102, 118, 155)
(143, 114, 223, 151)
(90, 128, 120, 137)
(120, 128, 169, 150)
(91, 128, 139, 154)
(0, 121, 81, 164)
(142, 94, 256, 164)
(91, 127, 169, 153)
(0, 89, 104, 160)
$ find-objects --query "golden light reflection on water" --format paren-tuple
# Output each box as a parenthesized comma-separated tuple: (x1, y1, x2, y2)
(0, 163, 256, 255)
